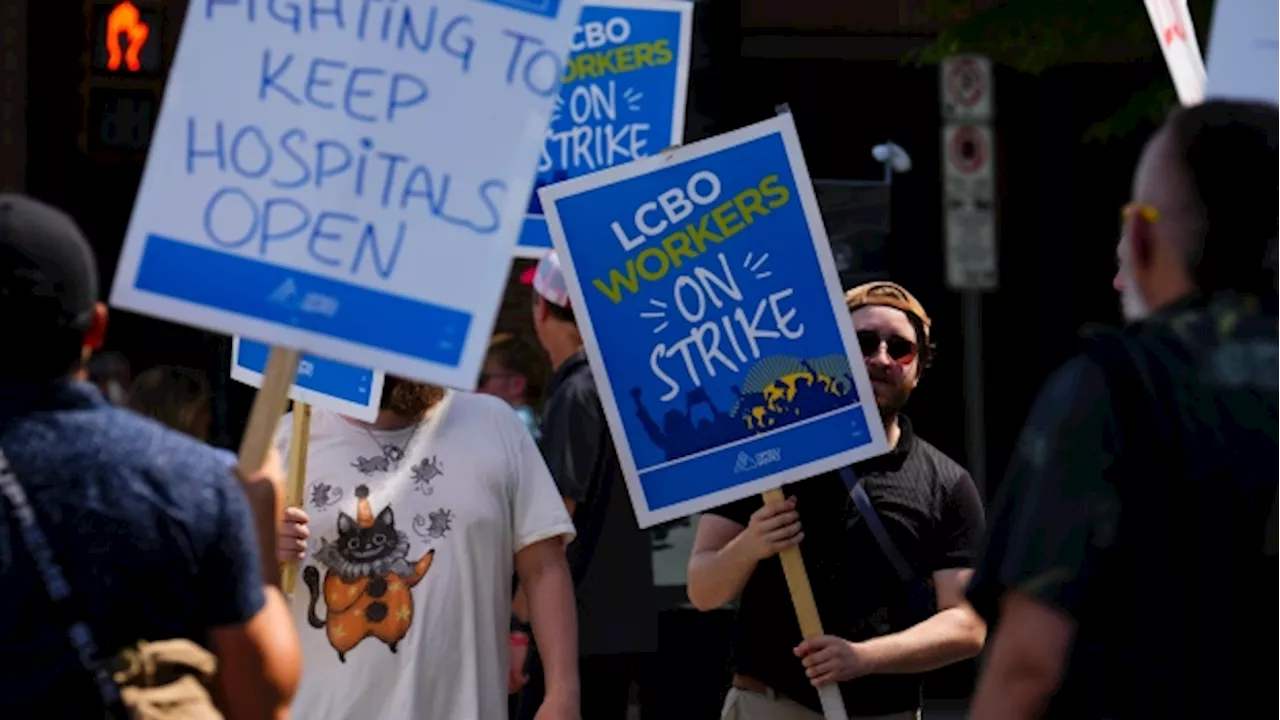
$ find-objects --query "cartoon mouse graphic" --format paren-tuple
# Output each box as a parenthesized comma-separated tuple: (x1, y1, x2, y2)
(303, 485, 435, 662)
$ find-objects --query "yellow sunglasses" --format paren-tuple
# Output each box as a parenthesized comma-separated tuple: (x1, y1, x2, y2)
(1122, 202, 1160, 223)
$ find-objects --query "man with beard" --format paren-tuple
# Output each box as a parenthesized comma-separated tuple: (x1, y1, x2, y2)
(687, 281, 986, 720)
(274, 376, 581, 720)
(967, 101, 1278, 719)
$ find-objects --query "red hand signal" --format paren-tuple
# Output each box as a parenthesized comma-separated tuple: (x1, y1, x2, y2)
(106, 2, 150, 72)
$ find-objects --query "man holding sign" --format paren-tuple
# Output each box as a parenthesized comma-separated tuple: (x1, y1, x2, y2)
(538, 112, 983, 720)
(688, 282, 986, 720)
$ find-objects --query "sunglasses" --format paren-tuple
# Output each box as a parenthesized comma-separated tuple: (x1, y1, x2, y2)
(856, 330, 917, 364)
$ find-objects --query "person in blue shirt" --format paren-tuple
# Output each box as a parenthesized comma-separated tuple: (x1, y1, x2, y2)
(0, 193, 300, 718)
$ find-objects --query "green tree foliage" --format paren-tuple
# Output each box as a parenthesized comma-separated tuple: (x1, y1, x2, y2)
(905, 0, 1217, 142)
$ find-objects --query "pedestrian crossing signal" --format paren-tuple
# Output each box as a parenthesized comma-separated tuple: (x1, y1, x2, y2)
(90, 1, 161, 77)
(105, 2, 150, 72)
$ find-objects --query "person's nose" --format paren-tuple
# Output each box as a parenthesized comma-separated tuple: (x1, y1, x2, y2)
(863, 343, 894, 369)
(1113, 269, 1124, 292)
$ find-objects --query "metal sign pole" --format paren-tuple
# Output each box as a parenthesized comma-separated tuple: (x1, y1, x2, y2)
(940, 54, 996, 499)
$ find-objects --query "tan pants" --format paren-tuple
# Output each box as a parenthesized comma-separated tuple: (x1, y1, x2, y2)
(719, 686, 921, 720)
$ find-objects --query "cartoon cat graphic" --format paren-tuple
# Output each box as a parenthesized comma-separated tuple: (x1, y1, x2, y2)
(303, 485, 435, 662)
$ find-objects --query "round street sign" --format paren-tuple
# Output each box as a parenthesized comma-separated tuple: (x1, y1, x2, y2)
(945, 57, 987, 109)
(947, 125, 988, 175)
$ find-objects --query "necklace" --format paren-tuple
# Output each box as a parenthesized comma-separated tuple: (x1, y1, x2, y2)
(351, 423, 421, 476)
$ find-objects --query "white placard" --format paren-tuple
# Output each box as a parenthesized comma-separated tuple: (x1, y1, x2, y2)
(109, 0, 584, 391)
(1204, 0, 1279, 106)
(230, 336, 384, 422)
(1144, 0, 1208, 106)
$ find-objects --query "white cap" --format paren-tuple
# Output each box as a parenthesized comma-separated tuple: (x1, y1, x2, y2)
(521, 249, 571, 309)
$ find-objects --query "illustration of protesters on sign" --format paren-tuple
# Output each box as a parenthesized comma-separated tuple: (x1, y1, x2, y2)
(539, 116, 888, 528)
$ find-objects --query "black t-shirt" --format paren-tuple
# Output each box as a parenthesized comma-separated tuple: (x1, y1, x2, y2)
(540, 350, 659, 657)
(707, 416, 984, 715)
(967, 291, 1279, 719)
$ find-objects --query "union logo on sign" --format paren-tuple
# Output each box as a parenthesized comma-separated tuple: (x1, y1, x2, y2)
(947, 125, 988, 175)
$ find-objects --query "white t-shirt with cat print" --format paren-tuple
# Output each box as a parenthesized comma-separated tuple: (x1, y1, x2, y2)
(274, 391, 575, 720)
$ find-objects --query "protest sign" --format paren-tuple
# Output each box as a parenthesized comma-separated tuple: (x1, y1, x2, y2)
(515, 0, 692, 258)
(539, 112, 890, 529)
(1204, 0, 1279, 107)
(231, 337, 384, 422)
(108, 0, 584, 391)
(1143, 0, 1207, 106)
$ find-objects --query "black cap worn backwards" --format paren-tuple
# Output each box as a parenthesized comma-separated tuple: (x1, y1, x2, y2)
(0, 194, 99, 336)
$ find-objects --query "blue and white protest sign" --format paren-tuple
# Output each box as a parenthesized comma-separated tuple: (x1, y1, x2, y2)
(514, 0, 692, 258)
(109, 0, 584, 390)
(1204, 0, 1278, 107)
(539, 113, 890, 528)
(231, 337, 384, 422)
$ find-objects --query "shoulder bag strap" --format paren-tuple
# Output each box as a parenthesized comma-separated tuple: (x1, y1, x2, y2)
(839, 466, 936, 625)
(0, 450, 128, 719)
(838, 466, 914, 582)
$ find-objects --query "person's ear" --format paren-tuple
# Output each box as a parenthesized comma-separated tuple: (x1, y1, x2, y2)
(83, 302, 108, 351)
(1128, 215, 1157, 274)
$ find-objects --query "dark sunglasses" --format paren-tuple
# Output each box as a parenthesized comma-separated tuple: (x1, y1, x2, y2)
(856, 330, 917, 364)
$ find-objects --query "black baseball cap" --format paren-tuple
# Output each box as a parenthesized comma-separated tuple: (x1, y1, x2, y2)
(0, 193, 99, 337)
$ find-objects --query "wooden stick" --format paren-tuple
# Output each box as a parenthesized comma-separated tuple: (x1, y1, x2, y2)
(238, 347, 301, 470)
(236, 346, 301, 588)
(761, 487, 849, 720)
(281, 401, 312, 596)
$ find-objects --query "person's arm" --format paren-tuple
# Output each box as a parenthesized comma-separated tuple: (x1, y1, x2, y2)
(842, 569, 986, 675)
(202, 455, 301, 719)
(969, 591, 1075, 720)
(503, 399, 579, 711)
(965, 356, 1119, 719)
(687, 496, 802, 611)
(515, 536, 580, 710)
(210, 589, 302, 720)
(513, 386, 596, 625)
(848, 468, 988, 674)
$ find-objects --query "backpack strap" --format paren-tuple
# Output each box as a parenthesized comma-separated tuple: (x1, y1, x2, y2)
(0, 450, 128, 719)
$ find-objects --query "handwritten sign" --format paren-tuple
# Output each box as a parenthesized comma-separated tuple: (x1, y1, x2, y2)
(1204, 0, 1279, 107)
(109, 0, 584, 390)
(231, 336, 384, 422)
(540, 114, 890, 528)
(515, 0, 692, 258)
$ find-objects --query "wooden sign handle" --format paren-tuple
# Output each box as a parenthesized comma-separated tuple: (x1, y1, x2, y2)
(281, 401, 312, 596)
(236, 346, 300, 588)
(760, 487, 850, 720)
